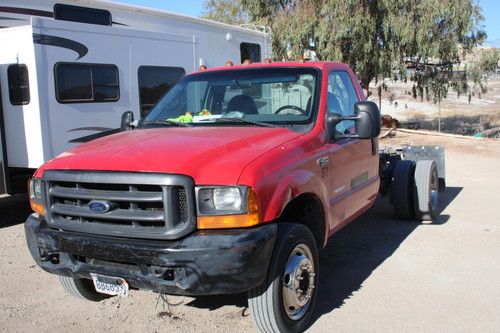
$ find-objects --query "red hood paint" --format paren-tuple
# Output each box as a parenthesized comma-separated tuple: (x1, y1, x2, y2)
(37, 127, 303, 184)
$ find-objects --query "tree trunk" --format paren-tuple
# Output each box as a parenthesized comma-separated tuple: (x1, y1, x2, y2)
(360, 73, 374, 98)
(438, 99, 441, 132)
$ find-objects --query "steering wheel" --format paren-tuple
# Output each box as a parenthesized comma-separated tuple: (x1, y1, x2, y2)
(273, 105, 307, 115)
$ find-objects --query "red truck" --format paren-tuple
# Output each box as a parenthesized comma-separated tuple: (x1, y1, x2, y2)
(25, 62, 443, 332)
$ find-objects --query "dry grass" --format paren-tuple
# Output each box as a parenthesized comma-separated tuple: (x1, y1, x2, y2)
(369, 76, 500, 137)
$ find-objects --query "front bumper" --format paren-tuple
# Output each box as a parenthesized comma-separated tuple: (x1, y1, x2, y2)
(25, 214, 276, 296)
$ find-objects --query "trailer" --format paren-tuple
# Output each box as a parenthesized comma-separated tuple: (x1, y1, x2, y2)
(0, 0, 271, 194)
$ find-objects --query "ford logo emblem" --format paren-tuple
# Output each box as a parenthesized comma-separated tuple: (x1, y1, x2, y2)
(88, 200, 116, 213)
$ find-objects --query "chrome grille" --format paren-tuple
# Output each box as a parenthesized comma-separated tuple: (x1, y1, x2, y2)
(43, 171, 196, 240)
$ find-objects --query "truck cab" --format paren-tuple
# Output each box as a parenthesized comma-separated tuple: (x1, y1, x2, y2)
(25, 62, 386, 332)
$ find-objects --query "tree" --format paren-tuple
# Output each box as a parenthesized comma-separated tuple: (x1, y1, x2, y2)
(201, 0, 248, 25)
(206, 0, 487, 101)
(477, 48, 499, 73)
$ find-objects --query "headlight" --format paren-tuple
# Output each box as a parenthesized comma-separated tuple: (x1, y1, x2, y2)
(31, 178, 43, 199)
(196, 186, 260, 229)
(197, 186, 245, 215)
(29, 178, 45, 216)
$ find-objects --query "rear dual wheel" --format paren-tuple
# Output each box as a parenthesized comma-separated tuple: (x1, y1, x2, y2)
(248, 224, 318, 333)
(392, 160, 416, 219)
(414, 160, 439, 220)
(392, 160, 439, 221)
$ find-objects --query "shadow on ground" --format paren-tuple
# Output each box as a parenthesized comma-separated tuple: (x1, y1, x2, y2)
(184, 187, 463, 327)
(0, 194, 30, 228)
(311, 186, 461, 324)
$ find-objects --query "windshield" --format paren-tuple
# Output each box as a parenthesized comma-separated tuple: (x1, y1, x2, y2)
(142, 68, 319, 128)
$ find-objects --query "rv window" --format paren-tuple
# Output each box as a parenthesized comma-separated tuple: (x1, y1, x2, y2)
(55, 63, 119, 103)
(53, 4, 112, 26)
(7, 64, 30, 105)
(138, 66, 185, 117)
(240, 43, 262, 63)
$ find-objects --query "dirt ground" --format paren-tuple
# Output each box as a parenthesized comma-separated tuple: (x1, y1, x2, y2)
(370, 76, 500, 137)
(0, 132, 499, 332)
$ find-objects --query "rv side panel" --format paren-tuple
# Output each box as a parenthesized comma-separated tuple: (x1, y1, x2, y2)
(0, 25, 45, 169)
(33, 18, 196, 158)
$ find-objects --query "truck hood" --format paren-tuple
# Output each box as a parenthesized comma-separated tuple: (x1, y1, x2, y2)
(38, 127, 302, 184)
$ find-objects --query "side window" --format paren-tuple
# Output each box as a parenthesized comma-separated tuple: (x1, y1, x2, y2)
(327, 71, 359, 134)
(240, 43, 261, 63)
(7, 64, 30, 105)
(55, 63, 119, 103)
(138, 66, 185, 117)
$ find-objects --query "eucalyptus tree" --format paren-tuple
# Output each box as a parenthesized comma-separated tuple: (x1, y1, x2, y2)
(204, 0, 488, 101)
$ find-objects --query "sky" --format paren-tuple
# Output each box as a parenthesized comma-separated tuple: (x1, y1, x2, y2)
(116, 0, 500, 46)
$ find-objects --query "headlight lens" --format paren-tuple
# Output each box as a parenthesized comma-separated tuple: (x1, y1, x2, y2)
(31, 178, 43, 199)
(197, 186, 245, 215)
(214, 187, 242, 211)
(29, 178, 45, 216)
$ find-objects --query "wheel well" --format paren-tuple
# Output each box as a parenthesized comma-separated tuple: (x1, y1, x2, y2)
(277, 193, 325, 248)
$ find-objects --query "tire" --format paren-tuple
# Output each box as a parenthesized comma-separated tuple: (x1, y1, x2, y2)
(392, 160, 416, 219)
(414, 160, 439, 220)
(59, 276, 111, 302)
(248, 224, 318, 333)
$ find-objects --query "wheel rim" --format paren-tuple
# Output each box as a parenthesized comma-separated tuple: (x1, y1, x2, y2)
(282, 243, 315, 320)
(429, 169, 439, 211)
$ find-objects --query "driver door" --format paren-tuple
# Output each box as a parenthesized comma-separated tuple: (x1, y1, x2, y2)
(326, 70, 376, 231)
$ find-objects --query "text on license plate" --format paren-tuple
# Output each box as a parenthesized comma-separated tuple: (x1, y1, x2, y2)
(90, 273, 129, 297)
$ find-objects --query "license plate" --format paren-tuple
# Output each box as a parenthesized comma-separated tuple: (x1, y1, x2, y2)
(90, 273, 129, 297)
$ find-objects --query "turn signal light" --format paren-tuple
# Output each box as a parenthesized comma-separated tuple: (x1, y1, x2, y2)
(30, 199, 45, 216)
(197, 189, 260, 229)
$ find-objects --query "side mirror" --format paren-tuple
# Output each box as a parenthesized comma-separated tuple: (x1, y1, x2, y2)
(355, 101, 381, 139)
(121, 111, 134, 131)
(325, 101, 381, 140)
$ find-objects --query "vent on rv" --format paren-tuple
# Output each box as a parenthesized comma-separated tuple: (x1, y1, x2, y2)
(53, 4, 112, 26)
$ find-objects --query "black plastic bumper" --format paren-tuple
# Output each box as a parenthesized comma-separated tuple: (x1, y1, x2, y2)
(25, 214, 276, 296)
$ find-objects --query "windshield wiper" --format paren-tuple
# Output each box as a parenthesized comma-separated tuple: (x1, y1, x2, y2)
(200, 117, 277, 128)
(142, 120, 192, 127)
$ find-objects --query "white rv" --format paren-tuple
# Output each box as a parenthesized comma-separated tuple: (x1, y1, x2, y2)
(0, 0, 271, 193)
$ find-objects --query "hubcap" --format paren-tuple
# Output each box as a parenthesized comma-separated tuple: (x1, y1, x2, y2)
(430, 169, 439, 211)
(282, 243, 315, 320)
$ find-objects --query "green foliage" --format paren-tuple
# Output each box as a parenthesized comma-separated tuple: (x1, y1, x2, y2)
(478, 49, 499, 72)
(201, 0, 248, 25)
(204, 0, 489, 103)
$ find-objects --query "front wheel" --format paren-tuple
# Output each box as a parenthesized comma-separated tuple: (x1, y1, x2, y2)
(248, 224, 318, 333)
(59, 276, 111, 302)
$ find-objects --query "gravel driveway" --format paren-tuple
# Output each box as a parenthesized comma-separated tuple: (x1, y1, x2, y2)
(1, 133, 499, 332)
